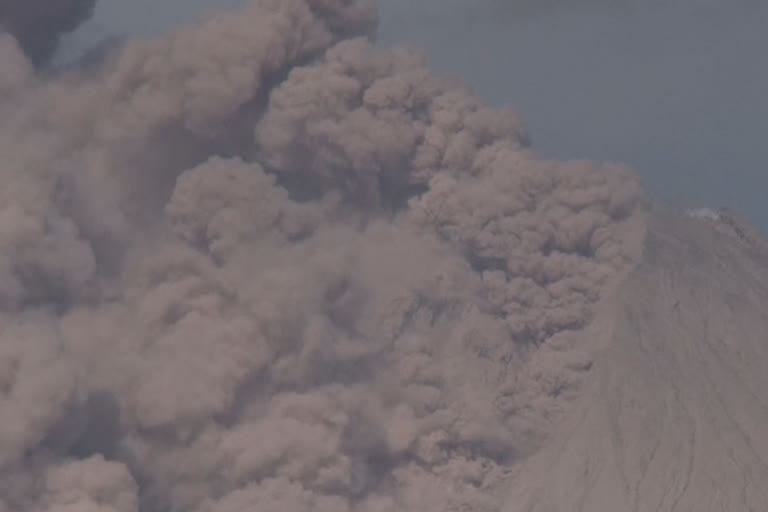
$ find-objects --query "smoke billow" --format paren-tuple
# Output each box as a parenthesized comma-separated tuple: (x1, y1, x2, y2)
(0, 0, 99, 66)
(0, 1, 647, 511)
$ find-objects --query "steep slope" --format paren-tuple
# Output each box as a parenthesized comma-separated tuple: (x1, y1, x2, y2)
(508, 208, 768, 511)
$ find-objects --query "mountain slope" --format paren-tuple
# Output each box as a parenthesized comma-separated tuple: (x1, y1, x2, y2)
(509, 208, 768, 511)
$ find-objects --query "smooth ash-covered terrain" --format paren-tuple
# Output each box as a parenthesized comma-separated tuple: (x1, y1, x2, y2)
(1, 1, 766, 511)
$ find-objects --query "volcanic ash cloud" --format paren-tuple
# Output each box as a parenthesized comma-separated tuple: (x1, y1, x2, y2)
(0, 0, 99, 66)
(0, 1, 647, 511)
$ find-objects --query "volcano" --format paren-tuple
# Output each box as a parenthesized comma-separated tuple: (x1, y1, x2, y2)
(509, 207, 768, 511)
(1, 1, 767, 511)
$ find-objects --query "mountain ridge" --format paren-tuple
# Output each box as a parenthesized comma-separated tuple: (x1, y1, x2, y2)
(506, 207, 768, 511)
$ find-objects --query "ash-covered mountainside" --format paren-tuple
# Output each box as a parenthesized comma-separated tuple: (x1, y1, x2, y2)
(508, 207, 768, 511)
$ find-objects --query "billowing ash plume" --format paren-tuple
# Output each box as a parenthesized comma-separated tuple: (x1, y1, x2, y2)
(0, 1, 646, 511)
(0, 0, 99, 66)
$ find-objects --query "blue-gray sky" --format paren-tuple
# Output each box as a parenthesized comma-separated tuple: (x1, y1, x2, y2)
(377, 0, 768, 232)
(62, 0, 768, 231)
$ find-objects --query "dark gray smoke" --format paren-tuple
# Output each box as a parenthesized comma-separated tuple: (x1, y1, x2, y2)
(0, 0, 98, 66)
(0, 1, 647, 511)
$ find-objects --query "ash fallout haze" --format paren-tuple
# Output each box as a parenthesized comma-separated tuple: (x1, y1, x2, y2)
(0, 1, 767, 512)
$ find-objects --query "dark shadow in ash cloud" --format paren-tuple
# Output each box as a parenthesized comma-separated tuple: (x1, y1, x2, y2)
(0, 0, 98, 66)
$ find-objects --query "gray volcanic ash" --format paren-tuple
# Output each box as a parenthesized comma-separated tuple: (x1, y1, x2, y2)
(2, 1, 765, 512)
(0, 0, 98, 66)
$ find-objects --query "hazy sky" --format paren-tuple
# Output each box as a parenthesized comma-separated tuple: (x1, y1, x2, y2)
(377, 0, 768, 231)
(61, 0, 768, 231)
